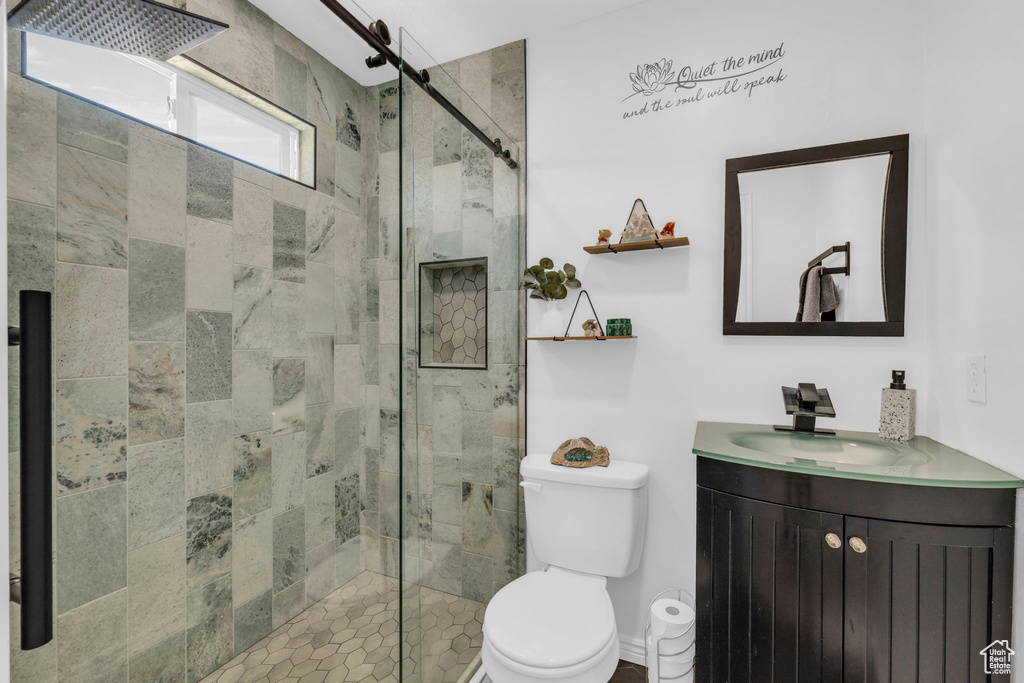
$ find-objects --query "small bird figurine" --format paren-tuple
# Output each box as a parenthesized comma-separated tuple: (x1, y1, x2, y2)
(582, 319, 600, 337)
(660, 222, 676, 238)
(596, 229, 612, 246)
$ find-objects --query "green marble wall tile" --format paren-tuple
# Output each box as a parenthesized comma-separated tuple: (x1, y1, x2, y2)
(128, 630, 186, 683)
(492, 508, 519, 587)
(461, 482, 493, 556)
(232, 178, 273, 269)
(461, 551, 494, 603)
(271, 579, 304, 629)
(492, 436, 519, 512)
(233, 431, 272, 520)
(271, 432, 305, 514)
(185, 216, 233, 312)
(491, 68, 526, 143)
(335, 209, 362, 274)
(306, 190, 335, 264)
(129, 134, 187, 246)
(128, 438, 185, 549)
(128, 533, 186, 654)
(271, 280, 305, 358)
(306, 539, 335, 603)
(8, 77, 57, 206)
(335, 473, 360, 546)
(186, 574, 233, 683)
(232, 266, 272, 349)
(185, 400, 233, 498)
(273, 506, 305, 592)
(272, 358, 305, 436)
(315, 118, 336, 196)
(232, 510, 272, 606)
(8, 200, 56, 325)
(233, 590, 272, 654)
(493, 364, 520, 438)
(55, 377, 127, 495)
(333, 343, 363, 411)
(305, 261, 334, 334)
(185, 310, 232, 403)
(335, 139, 362, 216)
(186, 488, 232, 590)
(432, 483, 461, 528)
(335, 277, 360, 345)
(273, 200, 307, 283)
(57, 93, 129, 162)
(380, 472, 400, 539)
(304, 472, 334, 550)
(363, 258, 379, 322)
(334, 408, 360, 476)
(233, 0, 274, 100)
(462, 410, 494, 485)
(305, 403, 334, 477)
(56, 262, 127, 379)
(232, 349, 272, 435)
(56, 484, 127, 613)
(432, 386, 463, 453)
(186, 144, 233, 223)
(335, 536, 360, 587)
(128, 342, 186, 446)
(128, 238, 186, 341)
(56, 144, 128, 268)
(273, 44, 307, 119)
(56, 589, 128, 682)
(305, 334, 335, 406)
(306, 50, 336, 125)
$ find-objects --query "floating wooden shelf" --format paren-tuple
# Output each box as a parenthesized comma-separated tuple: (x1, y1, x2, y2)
(526, 336, 638, 341)
(584, 236, 690, 254)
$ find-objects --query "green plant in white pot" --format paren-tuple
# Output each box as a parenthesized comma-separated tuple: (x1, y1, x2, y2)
(523, 258, 581, 336)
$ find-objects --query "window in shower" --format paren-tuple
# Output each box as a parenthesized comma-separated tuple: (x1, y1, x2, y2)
(419, 258, 489, 369)
(23, 31, 310, 183)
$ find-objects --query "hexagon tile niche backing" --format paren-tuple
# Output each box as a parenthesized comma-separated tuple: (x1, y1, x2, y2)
(432, 264, 487, 366)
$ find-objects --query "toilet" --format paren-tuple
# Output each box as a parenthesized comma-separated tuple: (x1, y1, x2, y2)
(482, 453, 650, 683)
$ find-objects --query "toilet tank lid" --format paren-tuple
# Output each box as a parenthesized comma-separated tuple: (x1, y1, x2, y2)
(522, 453, 649, 489)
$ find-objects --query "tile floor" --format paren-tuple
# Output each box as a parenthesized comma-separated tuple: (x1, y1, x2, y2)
(200, 571, 486, 683)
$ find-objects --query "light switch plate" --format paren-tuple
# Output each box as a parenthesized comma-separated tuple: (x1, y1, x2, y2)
(967, 354, 987, 404)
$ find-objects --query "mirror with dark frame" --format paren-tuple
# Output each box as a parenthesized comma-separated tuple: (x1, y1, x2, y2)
(723, 134, 909, 336)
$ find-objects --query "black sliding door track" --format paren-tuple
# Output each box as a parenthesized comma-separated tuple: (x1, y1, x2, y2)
(318, 0, 518, 169)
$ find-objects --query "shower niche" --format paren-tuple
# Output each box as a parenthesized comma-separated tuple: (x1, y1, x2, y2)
(419, 258, 488, 369)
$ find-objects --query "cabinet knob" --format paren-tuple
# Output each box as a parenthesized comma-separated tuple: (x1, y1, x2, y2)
(825, 533, 842, 549)
(849, 536, 867, 553)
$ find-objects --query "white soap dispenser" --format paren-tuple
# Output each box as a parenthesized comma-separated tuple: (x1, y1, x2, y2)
(879, 370, 916, 443)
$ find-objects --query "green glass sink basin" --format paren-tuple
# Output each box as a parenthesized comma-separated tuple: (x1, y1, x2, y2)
(729, 432, 907, 466)
(693, 422, 1023, 488)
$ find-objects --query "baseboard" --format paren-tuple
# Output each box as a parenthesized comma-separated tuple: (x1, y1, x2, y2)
(619, 635, 646, 666)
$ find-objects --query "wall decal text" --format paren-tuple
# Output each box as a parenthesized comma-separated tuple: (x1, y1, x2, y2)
(623, 42, 787, 120)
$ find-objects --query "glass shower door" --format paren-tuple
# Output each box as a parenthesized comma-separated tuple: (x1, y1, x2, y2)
(398, 29, 525, 683)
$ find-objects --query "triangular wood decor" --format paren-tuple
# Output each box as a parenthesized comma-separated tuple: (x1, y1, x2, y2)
(621, 198, 658, 243)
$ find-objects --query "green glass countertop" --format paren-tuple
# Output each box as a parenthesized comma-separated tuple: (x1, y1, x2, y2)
(693, 422, 1023, 488)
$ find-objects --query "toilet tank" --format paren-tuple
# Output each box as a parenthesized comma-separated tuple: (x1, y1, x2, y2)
(521, 453, 649, 578)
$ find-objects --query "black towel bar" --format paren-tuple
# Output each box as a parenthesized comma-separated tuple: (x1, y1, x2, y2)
(808, 241, 851, 277)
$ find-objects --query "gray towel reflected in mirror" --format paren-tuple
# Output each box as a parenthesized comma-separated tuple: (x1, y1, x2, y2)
(797, 265, 840, 322)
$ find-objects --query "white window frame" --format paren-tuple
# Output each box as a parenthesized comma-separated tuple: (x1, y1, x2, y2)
(26, 33, 302, 181)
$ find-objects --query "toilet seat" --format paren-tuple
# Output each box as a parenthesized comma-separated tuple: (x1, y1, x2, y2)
(482, 568, 620, 683)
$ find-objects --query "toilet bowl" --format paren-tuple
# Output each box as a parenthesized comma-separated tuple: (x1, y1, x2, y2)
(482, 568, 619, 683)
(481, 454, 649, 683)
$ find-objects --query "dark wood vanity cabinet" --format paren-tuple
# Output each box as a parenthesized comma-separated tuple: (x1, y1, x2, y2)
(696, 457, 1015, 683)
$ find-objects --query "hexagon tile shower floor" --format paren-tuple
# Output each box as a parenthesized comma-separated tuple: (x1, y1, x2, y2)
(200, 571, 485, 683)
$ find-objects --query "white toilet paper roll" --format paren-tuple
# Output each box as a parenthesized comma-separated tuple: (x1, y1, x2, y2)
(650, 598, 695, 639)
(656, 655, 695, 680)
(648, 630, 694, 656)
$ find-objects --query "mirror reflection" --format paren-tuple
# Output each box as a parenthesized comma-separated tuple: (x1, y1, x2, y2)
(735, 154, 890, 323)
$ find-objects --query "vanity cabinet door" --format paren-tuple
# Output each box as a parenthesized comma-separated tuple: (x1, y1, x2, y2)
(842, 516, 1014, 683)
(696, 488, 845, 683)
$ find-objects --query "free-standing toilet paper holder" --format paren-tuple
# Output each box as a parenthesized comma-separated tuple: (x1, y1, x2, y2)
(645, 588, 696, 683)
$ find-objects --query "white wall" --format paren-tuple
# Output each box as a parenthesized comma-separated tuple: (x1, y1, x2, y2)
(526, 0, 1022, 661)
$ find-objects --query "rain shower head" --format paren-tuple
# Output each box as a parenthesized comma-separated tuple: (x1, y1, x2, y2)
(8, 0, 228, 61)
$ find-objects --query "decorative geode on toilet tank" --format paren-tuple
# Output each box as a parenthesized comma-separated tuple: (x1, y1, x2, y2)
(550, 437, 610, 468)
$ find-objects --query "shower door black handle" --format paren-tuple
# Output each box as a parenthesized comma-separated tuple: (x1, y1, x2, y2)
(9, 290, 53, 650)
